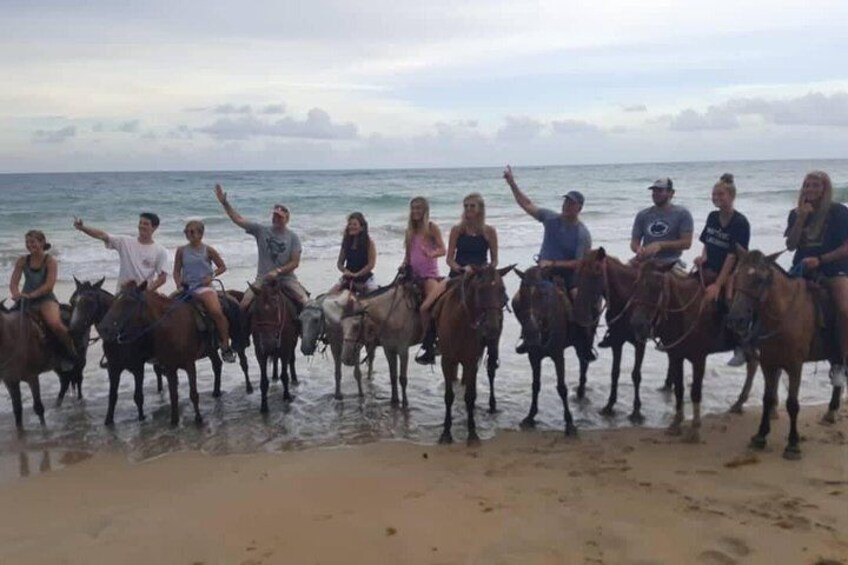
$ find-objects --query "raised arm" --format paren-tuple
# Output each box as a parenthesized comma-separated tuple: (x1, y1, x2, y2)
(215, 184, 251, 229)
(503, 165, 541, 219)
(73, 218, 109, 243)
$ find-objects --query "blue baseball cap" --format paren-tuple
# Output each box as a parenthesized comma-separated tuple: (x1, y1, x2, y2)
(562, 190, 585, 206)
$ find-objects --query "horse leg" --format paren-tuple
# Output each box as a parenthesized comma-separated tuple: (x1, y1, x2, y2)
(399, 350, 409, 409)
(730, 356, 757, 414)
(56, 373, 70, 407)
(750, 366, 780, 450)
(332, 340, 344, 400)
(154, 364, 164, 393)
(258, 353, 270, 414)
(576, 353, 588, 401)
(554, 352, 576, 436)
(666, 356, 685, 436)
(272, 358, 279, 381)
(439, 358, 457, 444)
(281, 355, 293, 402)
(105, 366, 121, 426)
(659, 356, 674, 393)
(521, 353, 542, 428)
(486, 342, 498, 413)
(464, 362, 480, 446)
(75, 368, 84, 400)
(132, 366, 146, 421)
(209, 351, 223, 398)
(385, 349, 400, 406)
(366, 344, 375, 380)
(289, 356, 298, 386)
(239, 349, 253, 394)
(783, 366, 802, 460)
(601, 342, 622, 416)
(629, 341, 646, 424)
(823, 386, 842, 424)
(166, 370, 180, 426)
(26, 377, 45, 427)
(5, 380, 23, 429)
(685, 356, 705, 443)
(186, 364, 202, 424)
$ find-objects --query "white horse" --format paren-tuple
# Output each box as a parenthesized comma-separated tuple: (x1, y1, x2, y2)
(300, 290, 375, 399)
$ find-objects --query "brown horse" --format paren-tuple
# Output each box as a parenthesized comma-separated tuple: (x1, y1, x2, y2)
(0, 308, 52, 428)
(727, 249, 841, 459)
(512, 266, 582, 436)
(248, 278, 299, 413)
(97, 281, 227, 426)
(433, 265, 512, 445)
(629, 261, 760, 441)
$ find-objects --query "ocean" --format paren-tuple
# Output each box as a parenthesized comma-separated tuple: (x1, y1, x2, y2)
(0, 159, 845, 467)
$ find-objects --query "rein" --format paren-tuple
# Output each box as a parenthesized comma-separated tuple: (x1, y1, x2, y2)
(114, 289, 191, 344)
(732, 266, 803, 342)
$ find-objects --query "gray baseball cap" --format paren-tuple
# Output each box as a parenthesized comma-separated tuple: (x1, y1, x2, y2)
(648, 178, 673, 191)
(562, 190, 585, 206)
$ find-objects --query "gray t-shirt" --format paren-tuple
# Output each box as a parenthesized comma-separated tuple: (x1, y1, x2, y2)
(536, 208, 592, 262)
(631, 204, 694, 264)
(244, 223, 302, 280)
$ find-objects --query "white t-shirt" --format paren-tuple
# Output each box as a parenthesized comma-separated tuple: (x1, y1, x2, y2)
(106, 235, 169, 289)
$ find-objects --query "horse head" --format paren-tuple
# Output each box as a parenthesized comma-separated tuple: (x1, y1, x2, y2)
(299, 296, 326, 356)
(727, 247, 781, 342)
(340, 302, 374, 367)
(572, 247, 607, 328)
(69, 276, 111, 334)
(459, 264, 512, 341)
(514, 265, 565, 349)
(628, 260, 668, 342)
(97, 280, 148, 344)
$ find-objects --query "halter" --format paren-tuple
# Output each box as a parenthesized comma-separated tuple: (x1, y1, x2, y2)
(251, 285, 292, 351)
(730, 264, 801, 342)
(459, 269, 506, 331)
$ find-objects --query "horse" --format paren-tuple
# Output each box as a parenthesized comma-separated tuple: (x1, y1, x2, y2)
(628, 261, 760, 442)
(727, 248, 842, 459)
(97, 281, 231, 426)
(512, 266, 582, 436)
(300, 290, 375, 400)
(248, 278, 299, 413)
(340, 278, 422, 408)
(0, 309, 52, 428)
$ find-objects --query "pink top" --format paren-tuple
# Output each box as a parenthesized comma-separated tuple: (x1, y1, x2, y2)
(409, 233, 440, 279)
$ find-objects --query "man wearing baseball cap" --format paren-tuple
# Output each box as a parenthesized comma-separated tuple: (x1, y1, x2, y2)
(215, 184, 309, 310)
(630, 177, 693, 265)
(504, 165, 595, 358)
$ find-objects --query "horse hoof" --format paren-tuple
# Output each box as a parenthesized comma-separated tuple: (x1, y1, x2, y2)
(334, 393, 343, 401)
(438, 432, 453, 444)
(599, 405, 615, 417)
(628, 412, 644, 425)
(390, 398, 400, 407)
(170, 419, 179, 427)
(749, 436, 767, 450)
(821, 411, 837, 424)
(283, 394, 293, 403)
(520, 417, 536, 429)
(658, 384, 673, 393)
(683, 429, 700, 444)
(138, 414, 146, 422)
(467, 435, 481, 447)
(245, 386, 254, 395)
(565, 424, 578, 437)
(260, 404, 269, 414)
(104, 418, 114, 427)
(782, 446, 802, 460)
(728, 403, 744, 414)
(212, 391, 222, 399)
(666, 425, 682, 437)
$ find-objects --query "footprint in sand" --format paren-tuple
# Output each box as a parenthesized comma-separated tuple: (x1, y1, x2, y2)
(697, 549, 738, 565)
(718, 536, 751, 557)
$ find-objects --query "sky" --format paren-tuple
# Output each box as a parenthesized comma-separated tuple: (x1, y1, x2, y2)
(2, 0, 848, 172)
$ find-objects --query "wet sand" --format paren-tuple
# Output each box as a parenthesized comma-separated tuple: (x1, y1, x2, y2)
(0, 406, 845, 564)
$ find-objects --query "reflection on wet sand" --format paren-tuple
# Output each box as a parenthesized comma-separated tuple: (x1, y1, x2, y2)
(0, 449, 92, 484)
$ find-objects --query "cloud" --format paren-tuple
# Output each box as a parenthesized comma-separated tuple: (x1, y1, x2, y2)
(197, 108, 358, 140)
(496, 116, 544, 142)
(726, 92, 848, 127)
(623, 104, 648, 113)
(668, 107, 739, 131)
(551, 119, 602, 135)
(260, 104, 286, 115)
(167, 124, 194, 140)
(213, 103, 253, 114)
(117, 120, 140, 133)
(32, 126, 77, 143)
(92, 122, 105, 132)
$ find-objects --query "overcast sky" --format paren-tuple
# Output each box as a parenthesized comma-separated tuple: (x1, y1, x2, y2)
(2, 0, 848, 172)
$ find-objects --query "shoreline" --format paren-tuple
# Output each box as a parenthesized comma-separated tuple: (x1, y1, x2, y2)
(0, 405, 844, 564)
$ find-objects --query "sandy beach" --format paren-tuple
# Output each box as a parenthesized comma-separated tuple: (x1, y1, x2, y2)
(0, 406, 844, 565)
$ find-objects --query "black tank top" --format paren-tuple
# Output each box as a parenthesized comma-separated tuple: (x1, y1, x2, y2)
(455, 232, 489, 268)
(343, 241, 371, 281)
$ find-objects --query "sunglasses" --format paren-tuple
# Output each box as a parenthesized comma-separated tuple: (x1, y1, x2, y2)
(463, 204, 478, 209)
(184, 229, 201, 235)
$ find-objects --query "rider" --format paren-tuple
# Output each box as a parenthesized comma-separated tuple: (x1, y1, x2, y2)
(214, 184, 309, 311)
(8, 230, 78, 367)
(401, 196, 446, 365)
(73, 212, 168, 291)
(330, 212, 378, 294)
(630, 177, 693, 267)
(503, 165, 594, 359)
(416, 193, 498, 365)
(785, 170, 848, 386)
(693, 173, 750, 366)
(173, 220, 236, 363)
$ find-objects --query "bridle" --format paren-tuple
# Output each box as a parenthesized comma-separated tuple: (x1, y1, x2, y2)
(459, 269, 506, 332)
(631, 271, 706, 351)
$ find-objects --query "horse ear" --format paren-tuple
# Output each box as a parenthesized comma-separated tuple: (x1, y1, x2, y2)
(94, 277, 105, 289)
(497, 264, 515, 278)
(597, 247, 606, 261)
(765, 250, 784, 264)
(73, 276, 82, 289)
(247, 282, 261, 296)
(514, 268, 525, 280)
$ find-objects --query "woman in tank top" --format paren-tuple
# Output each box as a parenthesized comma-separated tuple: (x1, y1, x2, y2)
(8, 230, 78, 363)
(331, 212, 378, 294)
(173, 220, 235, 362)
(446, 193, 498, 277)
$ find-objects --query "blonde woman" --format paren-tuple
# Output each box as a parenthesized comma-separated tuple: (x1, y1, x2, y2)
(400, 197, 445, 364)
(785, 171, 848, 385)
(446, 193, 498, 277)
(8, 230, 78, 364)
(173, 220, 235, 363)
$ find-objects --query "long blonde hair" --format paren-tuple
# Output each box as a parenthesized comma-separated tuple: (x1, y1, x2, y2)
(405, 196, 433, 248)
(460, 193, 486, 233)
(798, 170, 834, 244)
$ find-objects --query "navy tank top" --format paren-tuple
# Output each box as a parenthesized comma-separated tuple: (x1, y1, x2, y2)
(343, 240, 372, 281)
(455, 232, 489, 267)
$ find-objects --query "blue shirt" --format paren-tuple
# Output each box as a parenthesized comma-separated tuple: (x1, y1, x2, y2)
(536, 208, 592, 262)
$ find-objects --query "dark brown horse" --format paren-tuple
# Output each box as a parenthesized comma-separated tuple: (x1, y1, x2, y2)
(97, 281, 226, 425)
(432, 265, 512, 445)
(727, 249, 841, 459)
(0, 308, 51, 428)
(512, 266, 582, 436)
(248, 278, 299, 413)
(629, 261, 759, 441)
